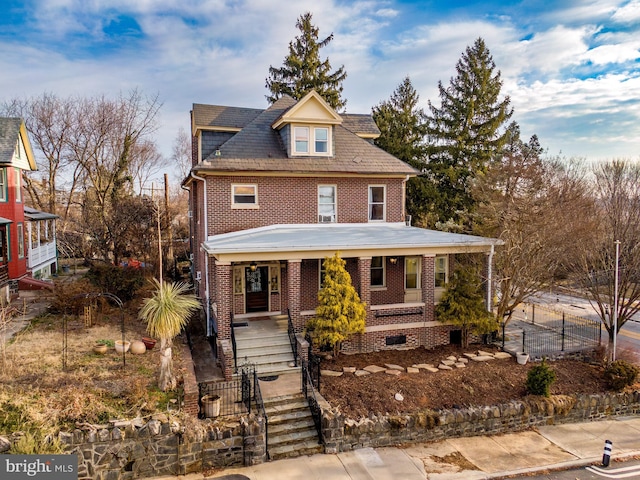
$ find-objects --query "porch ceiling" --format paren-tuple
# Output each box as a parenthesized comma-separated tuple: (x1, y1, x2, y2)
(202, 223, 502, 262)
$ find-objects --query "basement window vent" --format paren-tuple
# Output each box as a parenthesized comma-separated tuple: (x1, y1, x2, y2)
(386, 335, 406, 346)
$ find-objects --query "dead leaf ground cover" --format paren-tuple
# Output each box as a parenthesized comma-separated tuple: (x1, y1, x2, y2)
(320, 344, 614, 419)
(0, 301, 183, 438)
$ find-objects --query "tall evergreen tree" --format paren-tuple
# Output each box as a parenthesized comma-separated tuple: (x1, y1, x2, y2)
(423, 38, 513, 230)
(372, 76, 427, 166)
(266, 12, 347, 110)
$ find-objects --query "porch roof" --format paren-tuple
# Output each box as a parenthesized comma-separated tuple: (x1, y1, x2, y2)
(202, 223, 501, 262)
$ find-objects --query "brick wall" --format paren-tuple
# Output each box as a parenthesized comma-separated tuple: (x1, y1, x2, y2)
(204, 176, 405, 235)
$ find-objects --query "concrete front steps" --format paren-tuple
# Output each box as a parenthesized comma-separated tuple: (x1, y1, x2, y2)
(233, 324, 300, 377)
(264, 393, 323, 460)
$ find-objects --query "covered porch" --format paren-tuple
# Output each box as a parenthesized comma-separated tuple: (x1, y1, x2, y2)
(202, 223, 500, 379)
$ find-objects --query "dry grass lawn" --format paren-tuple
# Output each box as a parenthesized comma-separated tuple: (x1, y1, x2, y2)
(0, 302, 185, 442)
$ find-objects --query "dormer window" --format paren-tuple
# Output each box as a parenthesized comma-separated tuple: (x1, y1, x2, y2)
(292, 125, 331, 156)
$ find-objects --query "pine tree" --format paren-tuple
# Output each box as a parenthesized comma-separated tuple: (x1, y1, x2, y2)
(372, 76, 427, 167)
(424, 38, 513, 230)
(435, 266, 496, 348)
(307, 252, 366, 356)
(265, 12, 347, 110)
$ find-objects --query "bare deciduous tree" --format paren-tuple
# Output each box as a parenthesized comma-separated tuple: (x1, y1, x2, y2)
(569, 159, 640, 359)
(474, 125, 596, 325)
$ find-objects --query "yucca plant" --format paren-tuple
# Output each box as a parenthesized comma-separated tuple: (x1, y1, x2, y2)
(138, 280, 201, 391)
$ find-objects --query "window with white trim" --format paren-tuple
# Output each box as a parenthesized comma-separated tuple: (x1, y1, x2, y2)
(15, 168, 21, 203)
(293, 126, 332, 155)
(0, 169, 6, 202)
(371, 256, 385, 287)
(17, 223, 24, 258)
(315, 127, 328, 153)
(435, 255, 448, 288)
(368, 185, 385, 221)
(318, 185, 336, 223)
(232, 184, 257, 207)
(294, 127, 309, 153)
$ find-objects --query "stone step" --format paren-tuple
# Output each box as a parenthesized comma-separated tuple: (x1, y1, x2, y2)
(268, 417, 316, 436)
(264, 397, 308, 411)
(269, 426, 319, 448)
(236, 342, 292, 356)
(265, 401, 309, 417)
(234, 330, 290, 342)
(269, 438, 323, 460)
(236, 351, 294, 365)
(262, 393, 304, 407)
(268, 409, 315, 425)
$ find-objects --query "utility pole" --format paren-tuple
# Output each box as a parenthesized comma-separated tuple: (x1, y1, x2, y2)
(613, 240, 620, 361)
(164, 173, 174, 275)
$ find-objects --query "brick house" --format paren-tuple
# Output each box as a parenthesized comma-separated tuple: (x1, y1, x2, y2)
(185, 91, 499, 379)
(0, 118, 58, 302)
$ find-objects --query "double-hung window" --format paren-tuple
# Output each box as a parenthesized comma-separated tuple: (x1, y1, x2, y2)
(294, 127, 309, 153)
(435, 255, 448, 288)
(0, 169, 7, 202)
(318, 185, 336, 223)
(293, 126, 331, 155)
(371, 256, 385, 287)
(15, 168, 21, 203)
(315, 128, 328, 153)
(368, 185, 385, 221)
(232, 184, 257, 207)
(17, 223, 24, 258)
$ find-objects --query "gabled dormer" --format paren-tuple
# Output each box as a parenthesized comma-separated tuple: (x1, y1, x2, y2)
(271, 91, 343, 157)
(0, 118, 37, 172)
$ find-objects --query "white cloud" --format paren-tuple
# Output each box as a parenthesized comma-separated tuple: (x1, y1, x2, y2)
(612, 0, 640, 23)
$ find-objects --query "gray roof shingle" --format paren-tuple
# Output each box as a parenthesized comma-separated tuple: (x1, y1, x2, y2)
(0, 118, 22, 163)
(192, 96, 417, 176)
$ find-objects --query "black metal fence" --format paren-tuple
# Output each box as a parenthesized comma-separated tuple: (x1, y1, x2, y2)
(199, 363, 265, 419)
(301, 359, 323, 444)
(287, 309, 298, 367)
(504, 303, 602, 358)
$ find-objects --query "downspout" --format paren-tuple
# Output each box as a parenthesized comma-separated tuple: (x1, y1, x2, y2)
(402, 175, 410, 224)
(187, 171, 211, 335)
(487, 244, 494, 312)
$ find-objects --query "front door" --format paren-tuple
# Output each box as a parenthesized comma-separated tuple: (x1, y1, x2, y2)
(245, 266, 269, 313)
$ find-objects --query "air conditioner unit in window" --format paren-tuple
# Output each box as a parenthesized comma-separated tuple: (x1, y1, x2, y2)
(318, 215, 334, 223)
(195, 271, 201, 281)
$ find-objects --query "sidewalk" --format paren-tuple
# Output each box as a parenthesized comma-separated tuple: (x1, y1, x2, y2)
(149, 416, 640, 480)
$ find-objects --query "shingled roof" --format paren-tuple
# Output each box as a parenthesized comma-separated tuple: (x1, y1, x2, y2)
(0, 118, 22, 163)
(191, 95, 417, 176)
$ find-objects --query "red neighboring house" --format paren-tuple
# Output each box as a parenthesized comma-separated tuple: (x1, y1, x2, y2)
(0, 118, 57, 301)
(185, 91, 500, 380)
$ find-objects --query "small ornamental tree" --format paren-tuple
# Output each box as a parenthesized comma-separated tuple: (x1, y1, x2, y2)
(307, 252, 366, 356)
(435, 266, 497, 348)
(138, 279, 201, 391)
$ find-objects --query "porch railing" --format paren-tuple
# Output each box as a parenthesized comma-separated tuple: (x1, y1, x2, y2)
(253, 368, 269, 460)
(305, 333, 321, 391)
(302, 359, 323, 445)
(230, 313, 238, 372)
(287, 308, 298, 367)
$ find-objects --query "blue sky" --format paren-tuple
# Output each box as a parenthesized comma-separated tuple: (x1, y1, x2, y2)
(1, 0, 639, 178)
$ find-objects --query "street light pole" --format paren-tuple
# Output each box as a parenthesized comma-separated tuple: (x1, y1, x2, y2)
(613, 240, 620, 361)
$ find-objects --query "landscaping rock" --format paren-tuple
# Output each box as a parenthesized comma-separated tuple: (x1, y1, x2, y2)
(0, 436, 10, 453)
(471, 355, 495, 362)
(478, 350, 493, 357)
(406, 367, 420, 374)
(384, 364, 405, 371)
(446, 355, 457, 361)
(494, 352, 512, 359)
(441, 359, 456, 366)
(343, 366, 356, 373)
(438, 364, 453, 370)
(412, 363, 435, 370)
(395, 393, 404, 402)
(463, 352, 477, 358)
(455, 363, 466, 368)
(363, 365, 387, 374)
(457, 357, 469, 364)
(321, 370, 343, 377)
(354, 370, 371, 377)
(425, 367, 440, 373)
(385, 369, 402, 376)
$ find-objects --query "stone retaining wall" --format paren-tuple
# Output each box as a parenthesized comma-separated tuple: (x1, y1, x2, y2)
(320, 391, 640, 453)
(60, 415, 266, 480)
